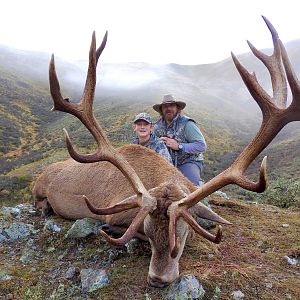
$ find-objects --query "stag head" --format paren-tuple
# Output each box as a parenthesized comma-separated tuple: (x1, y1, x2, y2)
(49, 16, 300, 287)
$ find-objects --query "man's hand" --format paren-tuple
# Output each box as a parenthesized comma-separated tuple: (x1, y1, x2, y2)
(160, 137, 179, 150)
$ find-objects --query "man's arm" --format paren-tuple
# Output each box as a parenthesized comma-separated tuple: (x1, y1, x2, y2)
(180, 121, 207, 153)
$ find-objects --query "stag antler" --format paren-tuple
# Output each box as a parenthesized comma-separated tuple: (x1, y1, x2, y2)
(49, 31, 156, 245)
(167, 16, 300, 257)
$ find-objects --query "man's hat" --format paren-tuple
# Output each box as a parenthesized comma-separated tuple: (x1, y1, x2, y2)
(153, 94, 186, 113)
(133, 112, 153, 124)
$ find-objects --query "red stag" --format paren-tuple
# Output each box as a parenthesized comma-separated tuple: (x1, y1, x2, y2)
(33, 16, 300, 287)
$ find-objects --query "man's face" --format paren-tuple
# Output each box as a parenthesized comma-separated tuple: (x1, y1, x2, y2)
(161, 103, 179, 122)
(133, 120, 152, 139)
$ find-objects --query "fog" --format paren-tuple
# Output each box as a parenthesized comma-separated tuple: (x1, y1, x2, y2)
(63, 62, 162, 90)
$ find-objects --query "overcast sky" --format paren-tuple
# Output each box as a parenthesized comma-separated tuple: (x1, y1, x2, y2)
(1, 0, 300, 65)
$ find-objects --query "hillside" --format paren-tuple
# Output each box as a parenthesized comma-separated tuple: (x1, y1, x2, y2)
(0, 40, 299, 205)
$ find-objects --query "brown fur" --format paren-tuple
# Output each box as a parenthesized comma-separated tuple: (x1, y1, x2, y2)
(33, 144, 195, 223)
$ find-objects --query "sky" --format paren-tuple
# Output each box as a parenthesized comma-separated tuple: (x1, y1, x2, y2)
(1, 0, 300, 65)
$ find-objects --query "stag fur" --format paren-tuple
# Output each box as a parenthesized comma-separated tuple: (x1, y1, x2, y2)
(33, 145, 195, 220)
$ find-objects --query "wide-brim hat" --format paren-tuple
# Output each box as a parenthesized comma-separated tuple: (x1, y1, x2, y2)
(153, 94, 186, 113)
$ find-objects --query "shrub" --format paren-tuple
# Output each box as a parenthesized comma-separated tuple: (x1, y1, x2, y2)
(245, 177, 300, 208)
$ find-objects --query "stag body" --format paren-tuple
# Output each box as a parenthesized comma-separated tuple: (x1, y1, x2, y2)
(33, 144, 195, 221)
(33, 17, 300, 287)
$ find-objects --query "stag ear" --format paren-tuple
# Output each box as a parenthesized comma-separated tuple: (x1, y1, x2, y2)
(190, 202, 232, 225)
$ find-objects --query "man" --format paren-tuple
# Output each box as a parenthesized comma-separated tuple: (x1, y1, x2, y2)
(153, 94, 207, 186)
(132, 112, 173, 164)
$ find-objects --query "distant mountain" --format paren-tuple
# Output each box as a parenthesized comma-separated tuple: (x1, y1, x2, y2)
(0, 40, 299, 191)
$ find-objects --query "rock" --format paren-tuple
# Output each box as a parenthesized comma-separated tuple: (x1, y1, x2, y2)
(80, 268, 110, 293)
(20, 248, 37, 264)
(0, 206, 21, 217)
(5, 293, 14, 300)
(265, 283, 273, 289)
(108, 248, 125, 262)
(0, 233, 8, 243)
(256, 240, 263, 247)
(125, 238, 141, 254)
(166, 274, 205, 300)
(65, 266, 80, 280)
(15, 204, 38, 215)
(283, 255, 299, 266)
(196, 217, 216, 230)
(196, 198, 216, 229)
(0, 270, 13, 283)
(281, 224, 289, 228)
(20, 239, 38, 264)
(2, 222, 34, 241)
(214, 190, 229, 199)
(231, 290, 245, 300)
(44, 219, 62, 233)
(65, 218, 102, 239)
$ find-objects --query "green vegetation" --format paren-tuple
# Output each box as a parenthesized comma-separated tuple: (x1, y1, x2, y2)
(243, 177, 300, 208)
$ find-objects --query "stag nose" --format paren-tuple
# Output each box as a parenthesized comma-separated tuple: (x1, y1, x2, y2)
(147, 275, 170, 288)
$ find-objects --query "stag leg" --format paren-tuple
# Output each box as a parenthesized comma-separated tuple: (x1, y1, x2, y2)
(35, 198, 54, 218)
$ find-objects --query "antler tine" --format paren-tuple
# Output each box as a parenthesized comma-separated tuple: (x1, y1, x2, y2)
(168, 208, 224, 258)
(248, 16, 287, 109)
(49, 31, 107, 116)
(99, 206, 151, 246)
(83, 195, 140, 214)
(279, 40, 300, 120)
(231, 52, 273, 115)
(170, 16, 300, 233)
(83, 194, 149, 245)
(49, 54, 77, 113)
(81, 31, 107, 110)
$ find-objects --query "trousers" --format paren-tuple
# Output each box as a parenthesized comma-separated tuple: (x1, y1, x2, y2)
(178, 161, 204, 186)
